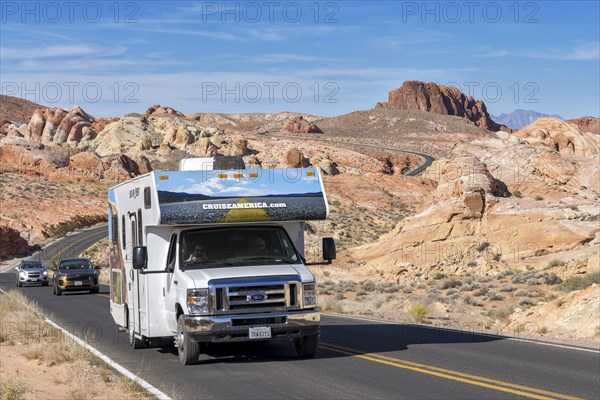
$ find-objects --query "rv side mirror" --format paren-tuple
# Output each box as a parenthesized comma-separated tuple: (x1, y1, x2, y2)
(132, 246, 148, 270)
(322, 237, 336, 260)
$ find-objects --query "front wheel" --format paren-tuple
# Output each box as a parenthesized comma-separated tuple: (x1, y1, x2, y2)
(176, 315, 200, 365)
(295, 333, 319, 358)
(128, 316, 145, 349)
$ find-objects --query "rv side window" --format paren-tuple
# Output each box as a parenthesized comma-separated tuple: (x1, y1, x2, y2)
(144, 187, 151, 209)
(137, 209, 143, 246)
(166, 234, 177, 270)
(110, 210, 118, 245)
(121, 215, 126, 250)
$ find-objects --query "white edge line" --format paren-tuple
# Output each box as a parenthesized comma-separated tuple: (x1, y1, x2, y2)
(44, 318, 172, 400)
(0, 288, 171, 400)
(322, 312, 600, 354)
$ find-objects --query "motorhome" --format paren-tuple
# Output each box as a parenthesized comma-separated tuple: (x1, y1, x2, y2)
(107, 157, 335, 365)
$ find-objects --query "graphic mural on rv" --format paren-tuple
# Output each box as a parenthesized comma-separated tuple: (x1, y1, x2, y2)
(155, 168, 328, 224)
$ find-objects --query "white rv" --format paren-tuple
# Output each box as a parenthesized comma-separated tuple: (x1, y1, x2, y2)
(107, 157, 335, 365)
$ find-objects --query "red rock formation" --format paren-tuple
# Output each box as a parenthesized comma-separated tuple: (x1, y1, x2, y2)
(376, 80, 507, 132)
(281, 116, 323, 134)
(145, 104, 185, 117)
(26, 106, 98, 144)
(0, 226, 31, 259)
(566, 117, 600, 134)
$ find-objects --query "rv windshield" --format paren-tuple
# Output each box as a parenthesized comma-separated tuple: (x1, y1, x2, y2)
(180, 226, 302, 269)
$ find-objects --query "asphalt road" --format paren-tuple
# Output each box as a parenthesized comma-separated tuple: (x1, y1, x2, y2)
(2, 227, 599, 400)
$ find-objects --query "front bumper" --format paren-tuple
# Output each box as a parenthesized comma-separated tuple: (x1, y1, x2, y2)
(57, 277, 98, 291)
(18, 276, 48, 284)
(184, 310, 320, 343)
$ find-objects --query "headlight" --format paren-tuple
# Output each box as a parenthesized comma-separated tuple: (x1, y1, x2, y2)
(186, 289, 210, 315)
(42, 270, 48, 277)
(19, 271, 26, 278)
(303, 283, 317, 307)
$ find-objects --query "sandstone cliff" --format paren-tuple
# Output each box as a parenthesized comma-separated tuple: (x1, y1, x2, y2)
(376, 80, 507, 132)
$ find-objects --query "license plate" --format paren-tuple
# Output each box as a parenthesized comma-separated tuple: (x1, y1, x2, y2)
(30, 278, 38, 281)
(74, 281, 83, 286)
(249, 326, 271, 340)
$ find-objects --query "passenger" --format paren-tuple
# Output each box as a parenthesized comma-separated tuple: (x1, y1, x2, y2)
(186, 245, 208, 262)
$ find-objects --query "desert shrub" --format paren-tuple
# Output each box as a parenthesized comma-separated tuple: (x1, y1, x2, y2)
(489, 293, 504, 301)
(476, 242, 489, 252)
(467, 261, 477, 268)
(477, 276, 492, 283)
(498, 284, 514, 292)
(546, 259, 565, 269)
(595, 326, 600, 337)
(416, 283, 426, 289)
(544, 273, 563, 285)
(492, 253, 502, 261)
(512, 190, 523, 198)
(474, 287, 489, 297)
(407, 304, 428, 323)
(487, 306, 514, 322)
(534, 195, 544, 201)
(514, 288, 529, 297)
(538, 326, 549, 335)
(464, 297, 483, 307)
(0, 378, 26, 400)
(568, 205, 578, 211)
(438, 279, 462, 290)
(433, 273, 447, 280)
(511, 274, 526, 284)
(526, 278, 540, 286)
(559, 272, 600, 292)
(518, 298, 536, 307)
(460, 284, 474, 292)
(361, 280, 376, 292)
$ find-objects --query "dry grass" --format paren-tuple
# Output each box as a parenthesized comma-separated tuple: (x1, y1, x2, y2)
(407, 304, 428, 323)
(0, 289, 157, 400)
(0, 378, 26, 400)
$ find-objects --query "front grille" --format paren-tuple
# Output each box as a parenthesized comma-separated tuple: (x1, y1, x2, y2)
(228, 284, 286, 311)
(210, 276, 301, 315)
(28, 273, 41, 278)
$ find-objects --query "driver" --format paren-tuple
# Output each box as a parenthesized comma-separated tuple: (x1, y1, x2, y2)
(186, 244, 208, 262)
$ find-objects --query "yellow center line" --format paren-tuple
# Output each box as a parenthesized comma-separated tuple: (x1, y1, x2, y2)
(319, 343, 583, 400)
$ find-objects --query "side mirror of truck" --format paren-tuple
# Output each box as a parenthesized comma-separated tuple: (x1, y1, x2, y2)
(322, 237, 336, 260)
(132, 246, 147, 270)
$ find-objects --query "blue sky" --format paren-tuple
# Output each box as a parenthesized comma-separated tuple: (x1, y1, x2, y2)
(157, 169, 322, 196)
(1, 1, 598, 119)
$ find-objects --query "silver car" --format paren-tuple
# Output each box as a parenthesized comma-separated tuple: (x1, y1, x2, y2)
(16, 259, 49, 287)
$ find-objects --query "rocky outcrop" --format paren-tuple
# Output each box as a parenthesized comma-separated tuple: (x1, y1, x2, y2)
(566, 116, 600, 135)
(376, 80, 507, 132)
(0, 226, 32, 259)
(26, 106, 98, 145)
(283, 147, 310, 168)
(281, 116, 323, 133)
(145, 104, 185, 117)
(515, 117, 600, 157)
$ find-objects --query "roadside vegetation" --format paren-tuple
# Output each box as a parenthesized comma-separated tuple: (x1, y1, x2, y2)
(0, 290, 157, 400)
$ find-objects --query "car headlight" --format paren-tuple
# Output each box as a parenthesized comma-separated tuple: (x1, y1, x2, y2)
(187, 289, 210, 315)
(19, 271, 26, 278)
(303, 283, 317, 307)
(42, 270, 48, 277)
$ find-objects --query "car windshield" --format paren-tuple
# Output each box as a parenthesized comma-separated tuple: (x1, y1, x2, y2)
(180, 226, 301, 269)
(59, 260, 93, 270)
(22, 262, 43, 269)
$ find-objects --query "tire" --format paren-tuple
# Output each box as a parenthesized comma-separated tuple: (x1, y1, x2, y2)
(128, 314, 145, 349)
(17, 280, 22, 288)
(55, 285, 62, 296)
(295, 333, 319, 358)
(176, 314, 200, 365)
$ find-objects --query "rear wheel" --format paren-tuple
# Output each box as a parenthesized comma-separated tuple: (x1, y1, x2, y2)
(295, 333, 319, 358)
(176, 315, 200, 365)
